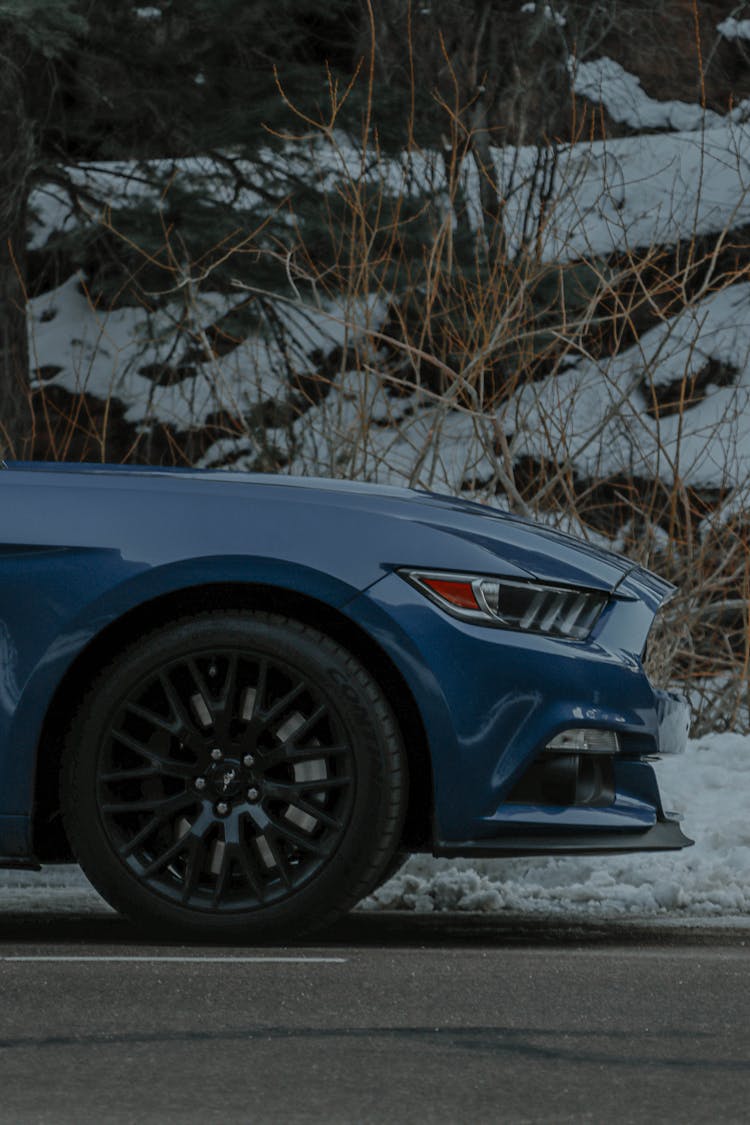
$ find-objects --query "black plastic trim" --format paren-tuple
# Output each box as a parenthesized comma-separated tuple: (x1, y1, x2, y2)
(434, 818, 693, 858)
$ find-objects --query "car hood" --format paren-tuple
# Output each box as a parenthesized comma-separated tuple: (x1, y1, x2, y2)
(7, 462, 662, 598)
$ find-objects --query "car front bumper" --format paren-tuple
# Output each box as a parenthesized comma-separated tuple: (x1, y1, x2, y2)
(655, 689, 692, 756)
(350, 567, 693, 855)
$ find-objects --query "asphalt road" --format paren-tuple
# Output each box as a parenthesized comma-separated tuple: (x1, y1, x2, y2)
(0, 911, 747, 1125)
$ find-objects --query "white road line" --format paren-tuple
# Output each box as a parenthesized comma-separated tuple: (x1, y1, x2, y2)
(0, 955, 347, 964)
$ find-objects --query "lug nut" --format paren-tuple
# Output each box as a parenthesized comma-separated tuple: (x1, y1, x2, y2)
(195, 777, 207, 791)
(243, 754, 255, 768)
(247, 787, 260, 802)
(216, 802, 229, 816)
(210, 748, 223, 761)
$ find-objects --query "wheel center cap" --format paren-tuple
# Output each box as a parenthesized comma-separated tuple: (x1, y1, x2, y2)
(207, 760, 243, 799)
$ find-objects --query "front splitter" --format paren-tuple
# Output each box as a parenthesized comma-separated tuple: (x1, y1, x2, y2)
(434, 817, 693, 858)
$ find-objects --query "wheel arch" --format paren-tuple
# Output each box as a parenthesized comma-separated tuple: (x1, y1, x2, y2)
(32, 582, 434, 861)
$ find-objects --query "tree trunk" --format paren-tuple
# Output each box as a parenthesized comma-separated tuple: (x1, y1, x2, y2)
(0, 206, 30, 459)
(0, 46, 34, 458)
(469, 90, 508, 265)
(467, 5, 507, 265)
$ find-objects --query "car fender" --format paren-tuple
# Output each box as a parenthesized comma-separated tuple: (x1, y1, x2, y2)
(1, 555, 365, 824)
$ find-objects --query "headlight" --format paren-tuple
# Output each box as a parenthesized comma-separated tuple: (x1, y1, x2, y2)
(402, 570, 608, 639)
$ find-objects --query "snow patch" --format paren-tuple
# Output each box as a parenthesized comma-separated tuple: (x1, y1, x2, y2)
(507, 282, 750, 490)
(27, 273, 375, 432)
(718, 17, 750, 41)
(520, 2, 566, 26)
(27, 117, 750, 267)
(571, 56, 734, 132)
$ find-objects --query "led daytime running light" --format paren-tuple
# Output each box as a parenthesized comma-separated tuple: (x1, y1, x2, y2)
(545, 728, 620, 754)
(405, 571, 607, 640)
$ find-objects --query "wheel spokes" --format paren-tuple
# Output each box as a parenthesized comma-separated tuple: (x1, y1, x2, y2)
(158, 673, 209, 751)
(262, 742, 351, 770)
(263, 774, 351, 798)
(103, 789, 195, 819)
(261, 812, 330, 856)
(255, 681, 307, 731)
(99, 765, 160, 784)
(142, 805, 213, 879)
(217, 814, 265, 904)
(99, 646, 355, 912)
(287, 796, 343, 832)
(184, 655, 241, 743)
(110, 728, 197, 779)
(180, 835, 208, 904)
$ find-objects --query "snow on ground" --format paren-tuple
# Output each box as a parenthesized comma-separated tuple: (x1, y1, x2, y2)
(571, 56, 746, 132)
(28, 272, 374, 431)
(507, 282, 750, 491)
(29, 254, 750, 506)
(25, 113, 750, 493)
(520, 3, 566, 29)
(29, 117, 750, 264)
(1, 733, 748, 925)
(0, 865, 111, 916)
(216, 275, 750, 502)
(718, 17, 750, 42)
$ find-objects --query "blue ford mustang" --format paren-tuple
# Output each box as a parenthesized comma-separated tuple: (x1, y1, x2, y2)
(0, 461, 691, 938)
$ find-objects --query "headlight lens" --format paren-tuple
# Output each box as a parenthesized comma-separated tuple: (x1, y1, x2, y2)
(403, 570, 608, 639)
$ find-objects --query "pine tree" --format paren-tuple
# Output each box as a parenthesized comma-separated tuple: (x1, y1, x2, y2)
(0, 0, 360, 456)
(0, 0, 88, 455)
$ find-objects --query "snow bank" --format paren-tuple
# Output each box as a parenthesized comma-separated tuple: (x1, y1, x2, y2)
(718, 17, 750, 42)
(571, 56, 737, 132)
(1, 733, 748, 925)
(0, 864, 110, 915)
(28, 114, 750, 265)
(520, 3, 566, 29)
(508, 282, 750, 490)
(27, 273, 371, 430)
(25, 113, 750, 481)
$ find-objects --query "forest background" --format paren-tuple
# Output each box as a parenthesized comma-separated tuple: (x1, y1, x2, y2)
(2, 0, 750, 732)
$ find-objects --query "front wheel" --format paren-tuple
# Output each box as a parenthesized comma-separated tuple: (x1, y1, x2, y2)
(62, 611, 407, 940)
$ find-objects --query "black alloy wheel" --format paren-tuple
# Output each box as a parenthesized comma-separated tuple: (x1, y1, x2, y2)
(62, 612, 407, 939)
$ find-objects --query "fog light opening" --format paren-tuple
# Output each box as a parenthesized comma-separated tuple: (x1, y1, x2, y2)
(507, 751, 616, 808)
(539, 753, 615, 806)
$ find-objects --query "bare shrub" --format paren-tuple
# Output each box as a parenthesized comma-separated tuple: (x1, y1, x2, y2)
(24, 6, 750, 733)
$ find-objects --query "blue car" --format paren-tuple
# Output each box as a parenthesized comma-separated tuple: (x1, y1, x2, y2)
(0, 462, 691, 938)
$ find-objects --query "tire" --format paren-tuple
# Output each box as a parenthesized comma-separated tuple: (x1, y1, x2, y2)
(372, 851, 408, 891)
(61, 611, 407, 941)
